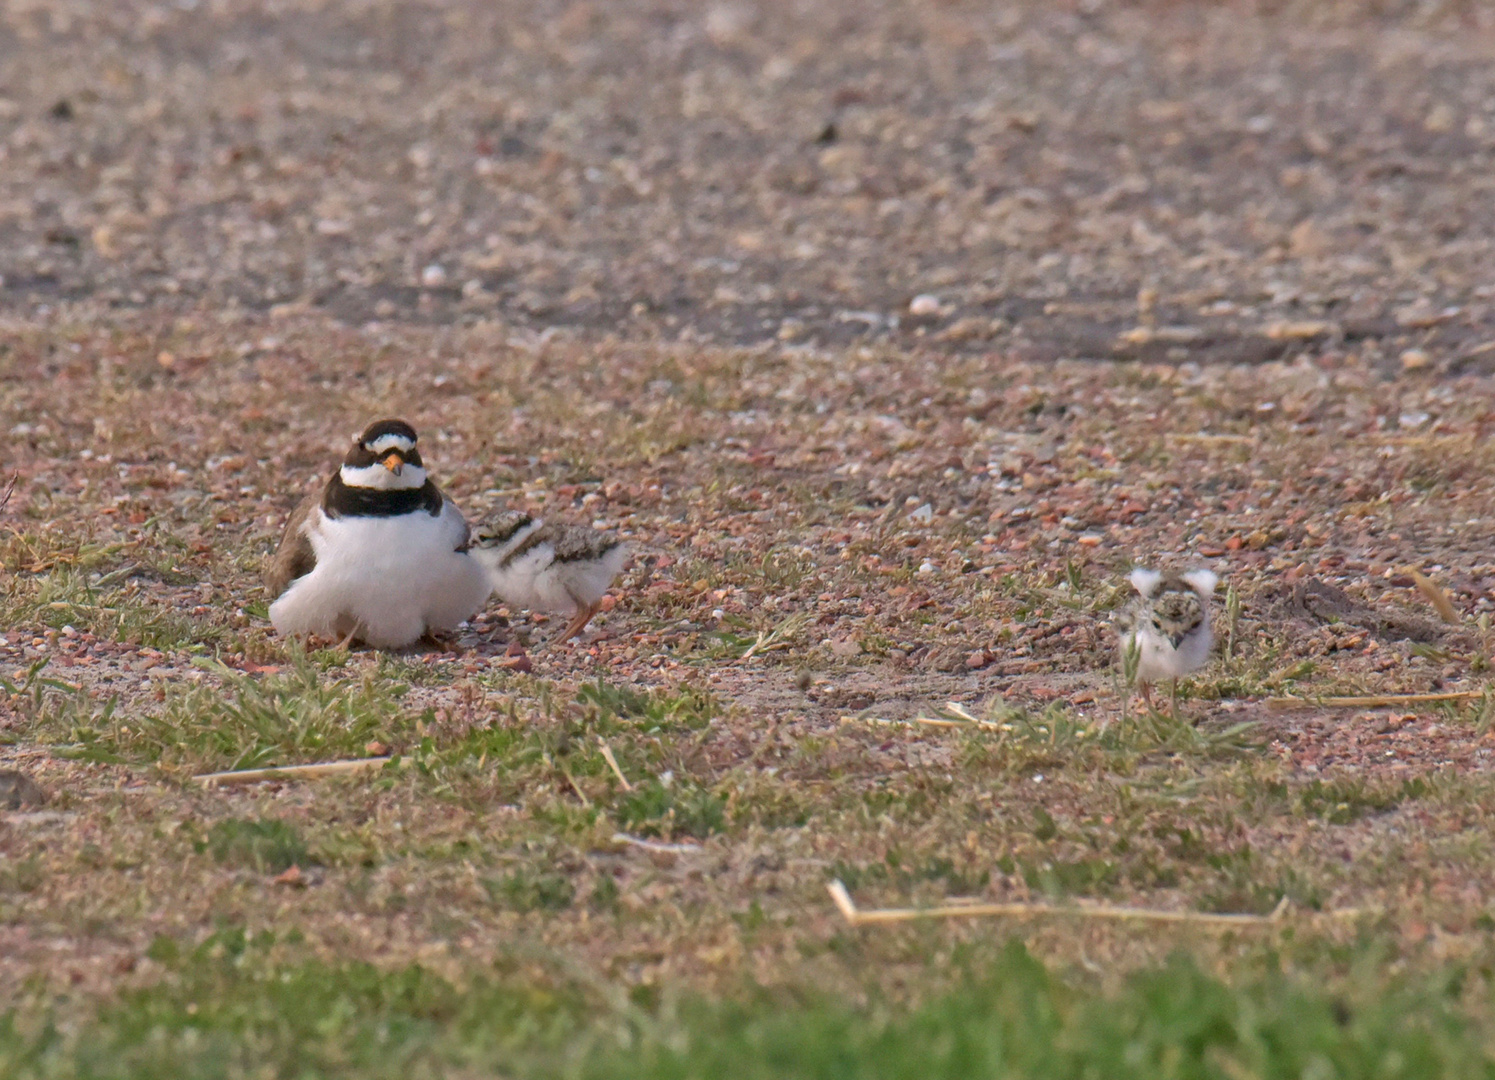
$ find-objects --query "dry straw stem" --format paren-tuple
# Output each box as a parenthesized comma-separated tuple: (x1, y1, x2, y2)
(839, 714, 1004, 733)
(194, 756, 403, 787)
(828, 880, 1309, 929)
(739, 612, 811, 662)
(597, 737, 633, 791)
(942, 700, 984, 723)
(1165, 433, 1255, 445)
(563, 768, 592, 807)
(612, 833, 700, 854)
(1404, 567, 1463, 625)
(0, 472, 15, 511)
(1266, 691, 1484, 711)
(838, 701, 1003, 732)
(1453, 340, 1495, 366)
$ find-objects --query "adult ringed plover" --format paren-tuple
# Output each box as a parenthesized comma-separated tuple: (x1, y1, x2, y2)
(264, 419, 489, 649)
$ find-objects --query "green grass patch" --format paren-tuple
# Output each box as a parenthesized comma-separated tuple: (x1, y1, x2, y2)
(615, 776, 727, 840)
(0, 565, 222, 650)
(483, 868, 576, 913)
(2, 940, 1492, 1079)
(1294, 776, 1433, 825)
(952, 699, 1261, 777)
(20, 652, 418, 773)
(201, 818, 311, 875)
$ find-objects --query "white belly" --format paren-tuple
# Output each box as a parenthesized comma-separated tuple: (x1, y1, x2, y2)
(478, 543, 627, 614)
(1123, 622, 1213, 683)
(268, 509, 489, 648)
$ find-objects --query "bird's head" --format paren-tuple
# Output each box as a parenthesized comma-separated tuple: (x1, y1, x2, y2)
(340, 418, 427, 490)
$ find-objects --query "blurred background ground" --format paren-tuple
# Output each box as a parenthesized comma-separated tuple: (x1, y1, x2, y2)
(3, 0, 1495, 370)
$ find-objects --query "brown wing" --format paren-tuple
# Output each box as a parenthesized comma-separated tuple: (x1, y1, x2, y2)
(263, 487, 323, 598)
(544, 522, 623, 563)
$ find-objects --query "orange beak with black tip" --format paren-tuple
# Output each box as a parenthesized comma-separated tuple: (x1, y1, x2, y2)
(381, 452, 404, 475)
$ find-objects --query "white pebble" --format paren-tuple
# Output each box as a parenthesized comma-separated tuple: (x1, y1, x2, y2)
(917, 560, 936, 574)
(420, 264, 448, 288)
(907, 502, 934, 524)
(909, 294, 941, 316)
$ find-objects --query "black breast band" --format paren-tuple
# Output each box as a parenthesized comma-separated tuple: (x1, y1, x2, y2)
(324, 474, 444, 518)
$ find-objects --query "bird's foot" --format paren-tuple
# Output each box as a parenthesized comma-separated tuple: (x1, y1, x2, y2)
(552, 602, 602, 647)
(418, 629, 460, 652)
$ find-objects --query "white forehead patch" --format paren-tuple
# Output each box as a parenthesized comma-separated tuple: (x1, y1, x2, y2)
(366, 433, 416, 455)
(1128, 568, 1162, 597)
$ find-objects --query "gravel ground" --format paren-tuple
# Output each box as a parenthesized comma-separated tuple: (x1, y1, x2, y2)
(7, 0, 1495, 1048)
(4, 0, 1495, 369)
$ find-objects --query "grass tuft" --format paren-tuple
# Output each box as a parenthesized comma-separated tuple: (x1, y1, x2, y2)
(202, 818, 310, 874)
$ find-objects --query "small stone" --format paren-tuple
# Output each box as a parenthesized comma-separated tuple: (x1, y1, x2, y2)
(1398, 410, 1431, 429)
(156, 351, 175, 369)
(828, 637, 862, 658)
(92, 225, 118, 258)
(917, 559, 936, 574)
(1117, 325, 1202, 346)
(1076, 533, 1103, 547)
(934, 316, 999, 343)
(1400, 348, 1432, 371)
(273, 865, 307, 887)
(1288, 220, 1330, 258)
(909, 293, 941, 316)
(965, 650, 990, 670)
(1394, 301, 1446, 329)
(1265, 320, 1334, 340)
(907, 502, 934, 524)
(1424, 103, 1456, 133)
(420, 264, 448, 288)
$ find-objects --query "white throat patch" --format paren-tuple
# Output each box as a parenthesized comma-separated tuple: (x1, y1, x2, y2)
(340, 462, 428, 491)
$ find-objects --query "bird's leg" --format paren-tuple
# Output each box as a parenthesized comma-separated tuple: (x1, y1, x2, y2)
(554, 602, 601, 645)
(1169, 677, 1180, 721)
(419, 628, 457, 651)
(1137, 680, 1154, 714)
(335, 627, 359, 652)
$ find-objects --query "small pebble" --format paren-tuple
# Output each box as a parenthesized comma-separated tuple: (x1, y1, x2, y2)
(420, 263, 448, 288)
(909, 294, 941, 316)
(1400, 348, 1431, 371)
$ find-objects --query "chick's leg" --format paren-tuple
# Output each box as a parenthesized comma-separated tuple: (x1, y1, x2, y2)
(555, 602, 602, 645)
